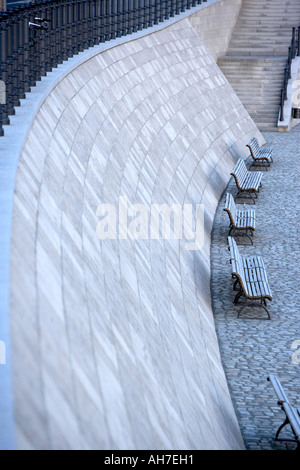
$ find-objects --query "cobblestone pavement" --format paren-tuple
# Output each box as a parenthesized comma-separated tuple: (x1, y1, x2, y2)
(211, 125, 300, 450)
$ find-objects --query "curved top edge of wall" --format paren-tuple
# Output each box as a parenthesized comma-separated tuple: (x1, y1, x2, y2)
(0, 0, 229, 450)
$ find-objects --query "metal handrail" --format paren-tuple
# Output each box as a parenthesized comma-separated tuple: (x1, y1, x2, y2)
(0, 0, 208, 136)
(279, 26, 300, 122)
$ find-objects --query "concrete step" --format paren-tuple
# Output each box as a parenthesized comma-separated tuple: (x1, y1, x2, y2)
(217, 0, 300, 130)
(226, 48, 292, 57)
(227, 0, 300, 57)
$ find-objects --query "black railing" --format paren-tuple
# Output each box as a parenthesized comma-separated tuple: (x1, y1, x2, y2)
(0, 0, 208, 136)
(280, 26, 300, 122)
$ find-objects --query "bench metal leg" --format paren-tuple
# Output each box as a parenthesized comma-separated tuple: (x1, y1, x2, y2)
(240, 230, 253, 245)
(235, 190, 257, 204)
(238, 302, 271, 320)
(235, 296, 271, 320)
(250, 160, 270, 171)
(234, 290, 243, 304)
(275, 417, 290, 440)
(274, 417, 300, 449)
(227, 230, 253, 245)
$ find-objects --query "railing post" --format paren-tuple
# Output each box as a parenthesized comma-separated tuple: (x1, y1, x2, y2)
(288, 47, 292, 79)
(6, 11, 15, 117)
(292, 27, 296, 58)
(10, 11, 20, 108)
(280, 89, 284, 122)
(18, 15, 26, 100)
(0, 0, 206, 137)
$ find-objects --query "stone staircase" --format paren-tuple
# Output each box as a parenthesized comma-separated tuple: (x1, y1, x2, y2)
(218, 0, 300, 131)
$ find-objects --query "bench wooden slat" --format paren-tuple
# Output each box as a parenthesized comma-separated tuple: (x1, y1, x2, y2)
(247, 137, 273, 170)
(228, 237, 272, 317)
(231, 159, 263, 203)
(268, 374, 291, 404)
(282, 403, 300, 439)
(224, 193, 256, 244)
(267, 374, 300, 448)
(243, 171, 262, 190)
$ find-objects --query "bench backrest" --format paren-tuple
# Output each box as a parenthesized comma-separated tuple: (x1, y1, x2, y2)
(224, 193, 237, 226)
(231, 159, 248, 188)
(228, 236, 247, 292)
(268, 374, 290, 404)
(268, 374, 300, 440)
(247, 137, 260, 158)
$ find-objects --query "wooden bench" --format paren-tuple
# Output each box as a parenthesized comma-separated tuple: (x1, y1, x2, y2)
(267, 374, 300, 450)
(247, 137, 273, 170)
(223, 193, 255, 245)
(231, 158, 263, 204)
(228, 236, 272, 319)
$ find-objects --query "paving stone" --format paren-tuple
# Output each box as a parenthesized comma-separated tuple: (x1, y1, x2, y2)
(211, 124, 300, 450)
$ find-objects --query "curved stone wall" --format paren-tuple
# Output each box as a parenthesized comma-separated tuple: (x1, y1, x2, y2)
(8, 6, 262, 450)
(190, 0, 243, 59)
